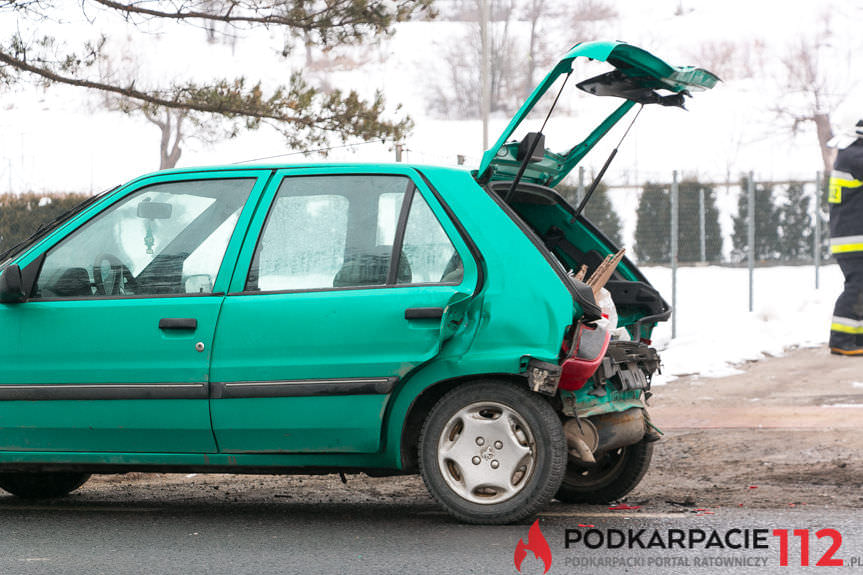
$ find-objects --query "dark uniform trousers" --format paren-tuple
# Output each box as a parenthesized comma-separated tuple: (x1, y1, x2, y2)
(829, 139, 863, 353)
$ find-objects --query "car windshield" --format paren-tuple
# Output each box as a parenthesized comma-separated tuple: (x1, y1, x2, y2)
(0, 185, 119, 271)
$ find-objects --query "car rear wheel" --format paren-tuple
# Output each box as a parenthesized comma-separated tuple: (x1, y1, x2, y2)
(554, 440, 653, 504)
(419, 380, 566, 524)
(0, 472, 91, 499)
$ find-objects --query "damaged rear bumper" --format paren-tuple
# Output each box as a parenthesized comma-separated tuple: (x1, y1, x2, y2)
(526, 337, 660, 402)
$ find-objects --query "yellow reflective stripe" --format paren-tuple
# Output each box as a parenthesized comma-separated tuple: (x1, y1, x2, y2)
(828, 179, 841, 203)
(830, 243, 863, 254)
(828, 176, 863, 204)
(831, 322, 863, 334)
(831, 177, 863, 188)
(831, 236, 863, 253)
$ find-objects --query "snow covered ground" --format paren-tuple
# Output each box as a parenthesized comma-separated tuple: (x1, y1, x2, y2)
(640, 263, 844, 384)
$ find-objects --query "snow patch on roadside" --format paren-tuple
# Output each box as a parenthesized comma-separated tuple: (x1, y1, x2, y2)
(640, 264, 843, 385)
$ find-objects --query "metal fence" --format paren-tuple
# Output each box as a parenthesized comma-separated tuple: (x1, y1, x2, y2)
(565, 168, 830, 338)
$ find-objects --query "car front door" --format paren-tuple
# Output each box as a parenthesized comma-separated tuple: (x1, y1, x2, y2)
(209, 167, 480, 453)
(0, 171, 268, 453)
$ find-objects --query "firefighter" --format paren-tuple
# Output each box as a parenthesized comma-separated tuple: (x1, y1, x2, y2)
(829, 119, 863, 355)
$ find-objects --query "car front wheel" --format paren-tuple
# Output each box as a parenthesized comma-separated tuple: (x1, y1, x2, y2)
(419, 380, 566, 524)
(0, 472, 91, 499)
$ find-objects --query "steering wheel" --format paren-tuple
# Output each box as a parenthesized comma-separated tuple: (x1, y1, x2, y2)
(93, 253, 135, 296)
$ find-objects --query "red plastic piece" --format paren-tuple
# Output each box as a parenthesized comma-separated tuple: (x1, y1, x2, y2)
(557, 326, 611, 391)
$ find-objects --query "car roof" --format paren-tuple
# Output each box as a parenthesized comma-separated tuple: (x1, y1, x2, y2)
(130, 163, 470, 181)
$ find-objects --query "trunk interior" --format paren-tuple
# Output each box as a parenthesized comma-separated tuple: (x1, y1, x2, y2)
(488, 181, 670, 342)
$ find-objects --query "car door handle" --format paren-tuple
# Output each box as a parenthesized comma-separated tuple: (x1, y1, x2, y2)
(159, 318, 198, 330)
(404, 307, 444, 320)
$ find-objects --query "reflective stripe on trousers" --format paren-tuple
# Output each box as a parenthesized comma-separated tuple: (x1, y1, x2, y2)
(830, 257, 863, 349)
(831, 315, 863, 334)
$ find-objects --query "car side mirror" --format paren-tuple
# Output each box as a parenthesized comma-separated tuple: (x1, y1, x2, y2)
(0, 265, 27, 304)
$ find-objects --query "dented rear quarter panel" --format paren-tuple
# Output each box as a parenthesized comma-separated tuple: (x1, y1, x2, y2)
(379, 167, 576, 468)
(415, 167, 576, 366)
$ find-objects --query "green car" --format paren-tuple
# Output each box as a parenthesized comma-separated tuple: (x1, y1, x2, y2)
(0, 41, 716, 524)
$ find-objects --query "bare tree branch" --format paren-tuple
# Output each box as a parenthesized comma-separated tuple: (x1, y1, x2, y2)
(768, 11, 859, 176)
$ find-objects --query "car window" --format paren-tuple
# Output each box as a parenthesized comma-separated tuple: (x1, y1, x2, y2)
(253, 193, 350, 291)
(33, 178, 255, 298)
(247, 175, 411, 292)
(398, 192, 463, 285)
(376, 192, 403, 246)
(0, 185, 118, 269)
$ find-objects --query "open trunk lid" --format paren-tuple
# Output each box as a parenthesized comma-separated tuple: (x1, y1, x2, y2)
(475, 41, 719, 187)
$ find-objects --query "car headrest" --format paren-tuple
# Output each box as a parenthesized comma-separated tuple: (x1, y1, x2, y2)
(52, 267, 92, 297)
(333, 246, 411, 287)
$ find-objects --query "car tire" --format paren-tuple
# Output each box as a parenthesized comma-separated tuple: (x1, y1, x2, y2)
(419, 380, 566, 525)
(0, 472, 91, 499)
(554, 440, 653, 504)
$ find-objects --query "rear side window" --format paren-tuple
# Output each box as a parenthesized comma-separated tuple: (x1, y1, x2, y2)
(246, 175, 410, 291)
(253, 194, 350, 291)
(398, 193, 463, 284)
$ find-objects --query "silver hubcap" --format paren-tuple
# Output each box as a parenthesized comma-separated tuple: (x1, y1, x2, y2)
(437, 401, 536, 504)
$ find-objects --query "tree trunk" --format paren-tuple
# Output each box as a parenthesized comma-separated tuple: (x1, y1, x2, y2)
(813, 112, 835, 177)
(157, 109, 185, 170)
(526, 0, 542, 98)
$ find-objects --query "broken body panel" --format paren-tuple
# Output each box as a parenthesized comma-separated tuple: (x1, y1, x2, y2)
(481, 41, 716, 443)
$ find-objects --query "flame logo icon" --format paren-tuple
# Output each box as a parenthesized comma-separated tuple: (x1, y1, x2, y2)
(514, 519, 552, 574)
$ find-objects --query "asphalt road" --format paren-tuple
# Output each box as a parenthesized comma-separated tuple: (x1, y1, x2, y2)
(1, 497, 862, 575)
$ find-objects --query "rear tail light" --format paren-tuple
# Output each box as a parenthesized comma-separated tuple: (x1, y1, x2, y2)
(558, 323, 610, 391)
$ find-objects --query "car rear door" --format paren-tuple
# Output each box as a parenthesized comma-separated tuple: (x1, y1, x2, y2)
(0, 171, 269, 453)
(209, 166, 480, 454)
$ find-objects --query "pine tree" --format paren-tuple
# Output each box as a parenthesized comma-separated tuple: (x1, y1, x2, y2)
(777, 182, 813, 262)
(634, 183, 670, 263)
(677, 180, 723, 263)
(583, 187, 623, 248)
(631, 179, 724, 264)
(557, 183, 622, 247)
(732, 177, 782, 262)
(0, 192, 90, 256)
